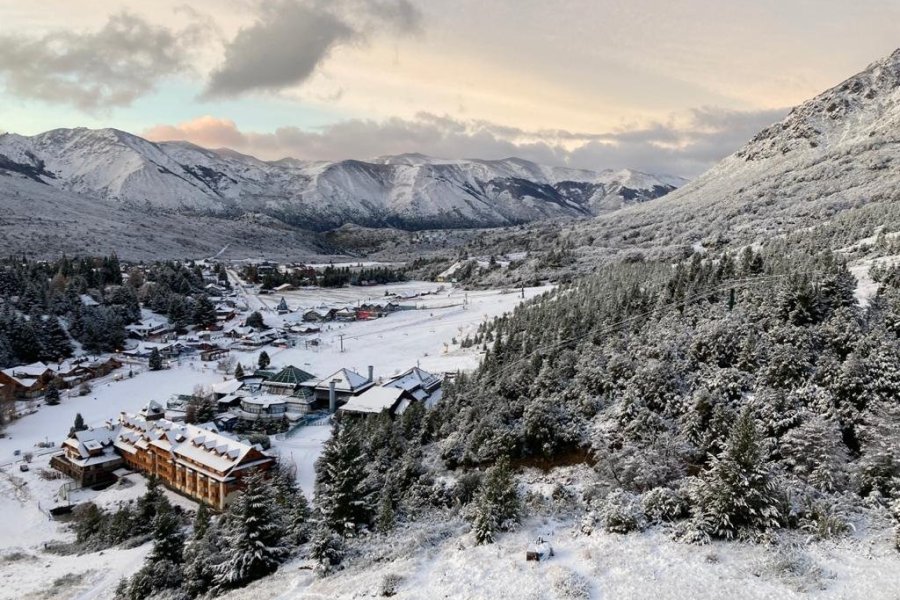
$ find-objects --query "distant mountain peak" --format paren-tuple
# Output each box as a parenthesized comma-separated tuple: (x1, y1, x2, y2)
(0, 126, 683, 232)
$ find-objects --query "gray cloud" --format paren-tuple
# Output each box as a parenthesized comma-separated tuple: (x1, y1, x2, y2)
(204, 0, 421, 98)
(0, 12, 206, 111)
(145, 106, 788, 177)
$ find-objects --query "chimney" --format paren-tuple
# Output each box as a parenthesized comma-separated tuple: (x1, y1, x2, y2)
(368, 365, 374, 383)
(329, 379, 337, 413)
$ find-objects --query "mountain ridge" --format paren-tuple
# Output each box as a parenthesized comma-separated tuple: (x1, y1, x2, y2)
(0, 127, 685, 232)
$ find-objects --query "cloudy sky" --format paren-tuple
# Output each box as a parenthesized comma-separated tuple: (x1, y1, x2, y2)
(0, 0, 897, 176)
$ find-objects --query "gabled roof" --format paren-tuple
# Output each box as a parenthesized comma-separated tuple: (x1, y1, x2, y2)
(114, 413, 268, 477)
(316, 368, 374, 393)
(385, 367, 442, 394)
(265, 365, 316, 388)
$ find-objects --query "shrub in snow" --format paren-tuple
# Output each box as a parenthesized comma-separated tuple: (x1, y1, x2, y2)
(599, 489, 645, 534)
(796, 496, 853, 541)
(380, 573, 404, 597)
(766, 543, 831, 592)
(642, 487, 688, 524)
(549, 566, 591, 600)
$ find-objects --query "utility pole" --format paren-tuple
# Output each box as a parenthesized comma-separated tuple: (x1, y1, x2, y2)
(521, 285, 525, 299)
(339, 333, 345, 353)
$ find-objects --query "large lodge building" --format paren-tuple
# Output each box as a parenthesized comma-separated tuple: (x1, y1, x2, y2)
(52, 405, 275, 509)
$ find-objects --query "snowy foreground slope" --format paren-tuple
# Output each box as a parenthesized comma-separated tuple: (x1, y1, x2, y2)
(0, 128, 683, 234)
(213, 486, 900, 600)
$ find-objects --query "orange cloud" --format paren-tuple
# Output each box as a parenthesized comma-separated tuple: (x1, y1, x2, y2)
(144, 115, 247, 149)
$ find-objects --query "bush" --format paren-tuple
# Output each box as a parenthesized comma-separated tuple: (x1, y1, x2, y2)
(380, 574, 403, 597)
(549, 566, 591, 600)
(797, 498, 852, 541)
(247, 433, 271, 450)
(642, 487, 688, 523)
(600, 489, 645, 534)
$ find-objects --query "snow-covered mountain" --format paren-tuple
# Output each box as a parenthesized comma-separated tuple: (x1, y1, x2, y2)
(587, 47, 900, 251)
(0, 128, 684, 231)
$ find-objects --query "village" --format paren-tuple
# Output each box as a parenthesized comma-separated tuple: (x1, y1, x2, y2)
(0, 258, 551, 596)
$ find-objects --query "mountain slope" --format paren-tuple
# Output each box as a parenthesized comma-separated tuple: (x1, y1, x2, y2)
(581, 48, 900, 254)
(0, 128, 684, 232)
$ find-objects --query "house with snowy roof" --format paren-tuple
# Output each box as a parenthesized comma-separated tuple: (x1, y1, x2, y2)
(52, 423, 124, 486)
(385, 366, 444, 408)
(0, 362, 54, 398)
(302, 307, 335, 322)
(340, 367, 443, 416)
(112, 412, 276, 509)
(339, 386, 416, 415)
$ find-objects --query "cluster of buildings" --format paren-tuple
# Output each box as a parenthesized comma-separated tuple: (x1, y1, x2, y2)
(201, 363, 443, 429)
(0, 358, 122, 399)
(49, 362, 443, 509)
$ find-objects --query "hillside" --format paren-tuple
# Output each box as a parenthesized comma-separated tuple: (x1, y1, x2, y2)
(579, 48, 900, 255)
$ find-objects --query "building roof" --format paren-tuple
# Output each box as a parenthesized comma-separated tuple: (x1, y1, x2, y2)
(265, 365, 316, 388)
(315, 368, 374, 394)
(1, 362, 51, 387)
(385, 367, 442, 394)
(211, 379, 244, 395)
(64, 424, 120, 459)
(114, 413, 268, 476)
(339, 386, 407, 414)
(240, 395, 287, 409)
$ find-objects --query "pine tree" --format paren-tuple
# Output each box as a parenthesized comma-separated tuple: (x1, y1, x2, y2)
(193, 503, 211, 540)
(213, 472, 288, 591)
(691, 409, 783, 540)
(234, 363, 245, 379)
(68, 412, 87, 438)
(182, 510, 222, 598)
(192, 295, 217, 328)
(376, 479, 395, 533)
(149, 503, 185, 564)
(246, 311, 265, 329)
(258, 350, 271, 370)
(44, 380, 61, 406)
(148, 348, 163, 371)
(470, 457, 520, 545)
(314, 421, 373, 536)
(310, 525, 345, 575)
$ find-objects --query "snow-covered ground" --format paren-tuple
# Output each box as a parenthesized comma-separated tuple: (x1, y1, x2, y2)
(212, 511, 900, 600)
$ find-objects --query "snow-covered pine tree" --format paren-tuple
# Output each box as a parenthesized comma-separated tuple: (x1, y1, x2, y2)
(258, 350, 271, 369)
(234, 362, 245, 379)
(470, 457, 520, 545)
(314, 420, 373, 536)
(213, 471, 288, 591)
(310, 525, 345, 576)
(690, 408, 783, 540)
(150, 503, 185, 564)
(271, 463, 311, 548)
(780, 412, 848, 493)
